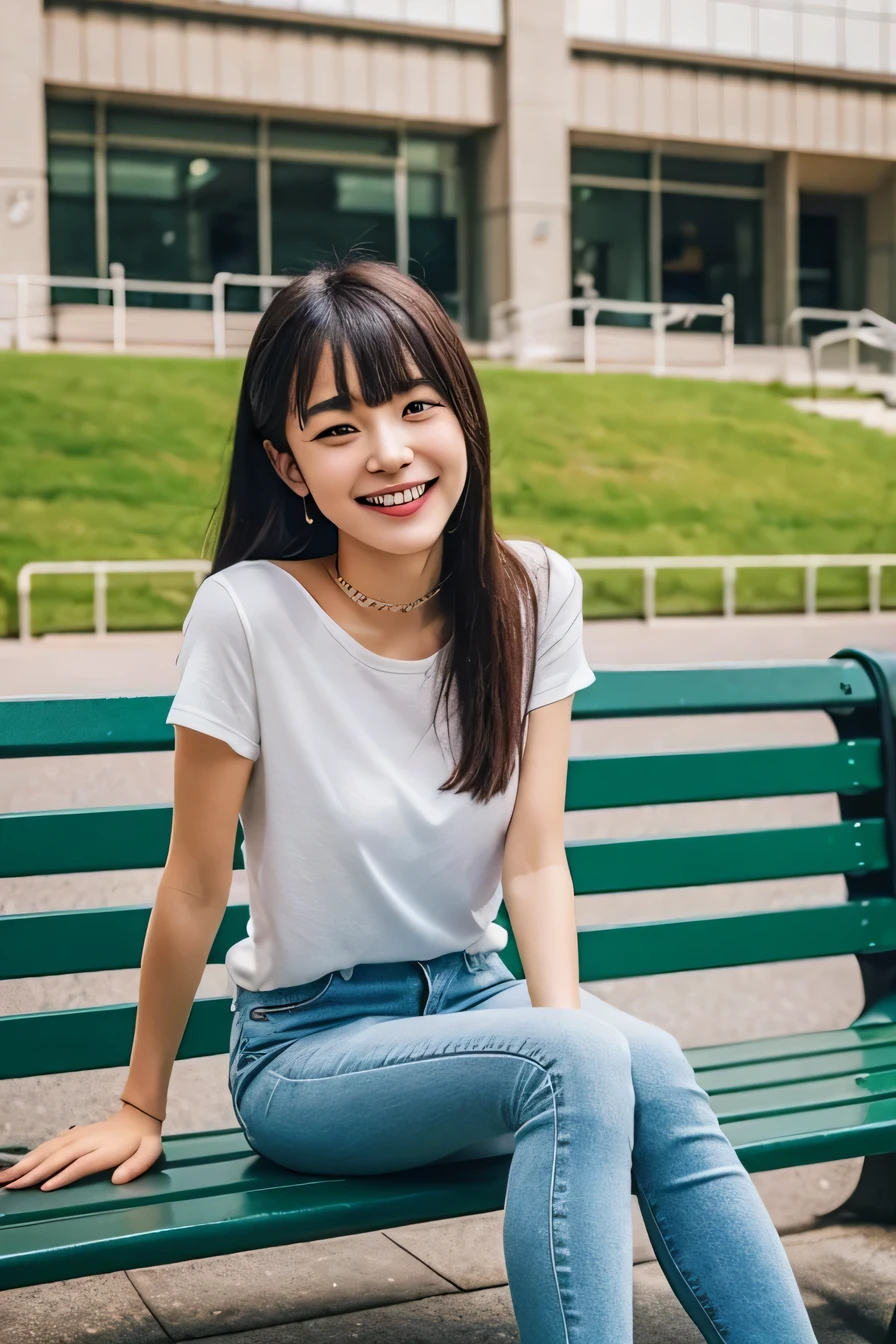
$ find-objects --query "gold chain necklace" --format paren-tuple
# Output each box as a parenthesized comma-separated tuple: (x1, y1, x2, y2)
(328, 563, 451, 613)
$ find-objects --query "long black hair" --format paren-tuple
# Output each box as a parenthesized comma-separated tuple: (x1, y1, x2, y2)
(207, 260, 539, 804)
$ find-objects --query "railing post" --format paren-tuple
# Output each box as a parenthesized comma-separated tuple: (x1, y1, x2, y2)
(869, 563, 882, 615)
(212, 271, 231, 358)
(643, 565, 656, 623)
(17, 567, 32, 642)
(722, 293, 735, 373)
(110, 262, 126, 354)
(723, 565, 737, 619)
(94, 566, 108, 637)
(653, 312, 665, 377)
(583, 301, 598, 374)
(15, 274, 29, 352)
(848, 315, 859, 382)
(805, 563, 818, 617)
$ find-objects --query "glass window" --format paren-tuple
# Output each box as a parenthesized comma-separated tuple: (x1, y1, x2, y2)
(269, 122, 396, 158)
(270, 160, 396, 274)
(571, 185, 650, 325)
(107, 151, 259, 308)
(48, 146, 97, 302)
(47, 100, 95, 136)
(571, 147, 650, 180)
(661, 194, 762, 344)
(106, 107, 256, 146)
(660, 156, 764, 188)
(407, 136, 461, 321)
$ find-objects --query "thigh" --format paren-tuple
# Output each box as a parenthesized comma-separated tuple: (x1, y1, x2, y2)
(235, 1004, 610, 1177)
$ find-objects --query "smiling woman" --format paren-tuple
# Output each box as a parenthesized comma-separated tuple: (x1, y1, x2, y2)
(1, 261, 819, 1344)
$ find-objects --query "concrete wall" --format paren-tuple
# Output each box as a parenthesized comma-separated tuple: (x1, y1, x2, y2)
(214, 0, 503, 35)
(0, 0, 50, 299)
(44, 7, 498, 126)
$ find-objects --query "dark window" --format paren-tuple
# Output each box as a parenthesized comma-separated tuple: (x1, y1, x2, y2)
(269, 122, 397, 157)
(661, 194, 762, 344)
(571, 147, 650, 180)
(571, 185, 650, 325)
(271, 160, 396, 274)
(106, 151, 259, 308)
(661, 156, 764, 188)
(106, 107, 256, 146)
(48, 146, 97, 302)
(46, 100, 95, 136)
(407, 138, 461, 321)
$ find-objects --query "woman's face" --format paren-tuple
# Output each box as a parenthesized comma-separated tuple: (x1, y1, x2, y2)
(267, 343, 468, 556)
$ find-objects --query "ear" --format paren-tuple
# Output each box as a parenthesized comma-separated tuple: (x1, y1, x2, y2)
(262, 439, 309, 497)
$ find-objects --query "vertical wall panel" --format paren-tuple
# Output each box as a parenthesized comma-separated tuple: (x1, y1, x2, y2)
(885, 96, 896, 158)
(84, 11, 118, 87)
(865, 91, 885, 157)
(432, 47, 462, 121)
(580, 57, 612, 130)
(341, 38, 372, 113)
(45, 9, 84, 84)
(215, 26, 248, 101)
(695, 70, 722, 141)
(719, 73, 746, 143)
(668, 67, 697, 138)
(793, 83, 816, 151)
(245, 29, 277, 104)
(151, 20, 185, 96)
(768, 80, 793, 149)
(744, 76, 770, 146)
(274, 31, 308, 107)
(461, 49, 495, 124)
(307, 33, 341, 108)
(641, 64, 667, 135)
(370, 39, 400, 115)
(402, 44, 432, 118)
(611, 63, 641, 133)
(184, 22, 215, 99)
(841, 90, 862, 154)
(816, 86, 839, 151)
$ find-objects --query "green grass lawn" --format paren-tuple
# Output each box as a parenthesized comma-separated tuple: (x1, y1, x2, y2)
(2, 350, 896, 636)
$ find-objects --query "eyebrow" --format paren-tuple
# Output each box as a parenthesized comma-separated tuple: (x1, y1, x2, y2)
(304, 378, 435, 421)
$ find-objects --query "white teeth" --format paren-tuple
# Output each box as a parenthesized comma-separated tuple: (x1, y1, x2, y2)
(363, 482, 428, 506)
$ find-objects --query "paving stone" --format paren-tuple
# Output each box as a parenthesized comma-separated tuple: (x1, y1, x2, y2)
(785, 1222, 896, 1343)
(126, 1231, 458, 1340)
(0, 1271, 168, 1344)
(187, 1285, 519, 1343)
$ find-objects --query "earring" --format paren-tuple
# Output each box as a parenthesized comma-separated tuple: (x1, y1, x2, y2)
(303, 493, 314, 526)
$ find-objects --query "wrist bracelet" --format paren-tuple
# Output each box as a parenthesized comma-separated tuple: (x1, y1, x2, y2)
(120, 1096, 164, 1125)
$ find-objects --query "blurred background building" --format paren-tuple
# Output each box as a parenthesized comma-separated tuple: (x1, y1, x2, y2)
(3, 0, 896, 350)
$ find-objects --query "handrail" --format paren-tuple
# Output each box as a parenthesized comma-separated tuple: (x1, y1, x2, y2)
(785, 307, 896, 387)
(489, 294, 734, 375)
(16, 560, 211, 641)
(16, 553, 895, 637)
(568, 554, 896, 623)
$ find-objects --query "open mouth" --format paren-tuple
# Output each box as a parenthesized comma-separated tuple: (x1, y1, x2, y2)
(357, 477, 438, 507)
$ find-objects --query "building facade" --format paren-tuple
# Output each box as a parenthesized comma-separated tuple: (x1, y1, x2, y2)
(4, 0, 896, 346)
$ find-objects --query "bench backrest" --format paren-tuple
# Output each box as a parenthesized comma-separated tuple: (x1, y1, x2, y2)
(3, 650, 895, 1083)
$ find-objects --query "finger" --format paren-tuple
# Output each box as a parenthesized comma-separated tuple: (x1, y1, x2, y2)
(41, 1149, 123, 1191)
(0, 1134, 78, 1183)
(2, 1142, 92, 1190)
(112, 1136, 163, 1185)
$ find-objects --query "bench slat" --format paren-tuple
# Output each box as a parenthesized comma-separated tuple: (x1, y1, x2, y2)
(686, 1021, 896, 1069)
(1, 807, 886, 888)
(572, 660, 875, 718)
(574, 899, 896, 980)
(5, 896, 895, 987)
(568, 819, 889, 893)
(698, 1039, 896, 1093)
(566, 739, 882, 810)
(0, 696, 175, 759)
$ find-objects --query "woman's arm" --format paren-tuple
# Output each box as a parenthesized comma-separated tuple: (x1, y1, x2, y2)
(0, 725, 253, 1192)
(501, 694, 581, 1010)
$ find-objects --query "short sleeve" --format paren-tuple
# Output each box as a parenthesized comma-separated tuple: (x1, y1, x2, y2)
(526, 546, 596, 713)
(166, 577, 261, 761)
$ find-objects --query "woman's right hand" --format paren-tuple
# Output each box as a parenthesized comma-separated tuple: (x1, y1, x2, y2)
(0, 1104, 162, 1192)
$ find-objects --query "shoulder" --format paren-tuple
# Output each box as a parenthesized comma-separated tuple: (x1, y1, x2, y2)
(502, 537, 582, 610)
(183, 561, 272, 638)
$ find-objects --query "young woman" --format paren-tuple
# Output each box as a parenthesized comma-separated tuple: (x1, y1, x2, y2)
(0, 262, 816, 1344)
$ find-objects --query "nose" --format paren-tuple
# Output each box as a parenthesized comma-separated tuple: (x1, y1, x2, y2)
(365, 417, 414, 476)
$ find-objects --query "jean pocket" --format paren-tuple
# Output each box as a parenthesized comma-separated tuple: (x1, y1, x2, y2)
(244, 973, 336, 1022)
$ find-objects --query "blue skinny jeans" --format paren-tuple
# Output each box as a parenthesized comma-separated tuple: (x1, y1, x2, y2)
(229, 949, 816, 1344)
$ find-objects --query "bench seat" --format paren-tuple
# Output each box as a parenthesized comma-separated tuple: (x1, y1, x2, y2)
(4, 1019, 896, 1291)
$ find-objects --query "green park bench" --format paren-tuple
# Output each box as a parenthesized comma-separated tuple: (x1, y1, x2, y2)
(2, 646, 896, 1339)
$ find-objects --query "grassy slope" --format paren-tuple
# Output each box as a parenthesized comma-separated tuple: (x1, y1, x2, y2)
(2, 351, 896, 635)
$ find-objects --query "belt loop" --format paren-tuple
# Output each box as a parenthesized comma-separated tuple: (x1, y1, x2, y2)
(339, 966, 354, 981)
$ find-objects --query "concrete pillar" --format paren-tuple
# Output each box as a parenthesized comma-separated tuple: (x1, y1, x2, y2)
(484, 0, 569, 348)
(763, 151, 799, 345)
(0, 0, 49, 322)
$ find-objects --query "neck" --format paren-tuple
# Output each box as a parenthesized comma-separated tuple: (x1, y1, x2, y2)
(330, 535, 446, 622)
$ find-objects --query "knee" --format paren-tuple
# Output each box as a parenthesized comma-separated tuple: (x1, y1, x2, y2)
(533, 1009, 634, 1116)
(628, 1021, 707, 1110)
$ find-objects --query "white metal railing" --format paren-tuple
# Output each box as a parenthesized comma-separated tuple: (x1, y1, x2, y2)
(0, 269, 299, 359)
(785, 306, 896, 383)
(16, 560, 211, 641)
(569, 554, 896, 623)
(490, 295, 735, 374)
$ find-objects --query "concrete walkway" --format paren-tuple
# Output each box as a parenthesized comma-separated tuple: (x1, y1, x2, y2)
(3, 613, 896, 1341)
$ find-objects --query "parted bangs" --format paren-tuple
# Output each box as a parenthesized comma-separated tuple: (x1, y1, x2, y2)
(290, 276, 451, 429)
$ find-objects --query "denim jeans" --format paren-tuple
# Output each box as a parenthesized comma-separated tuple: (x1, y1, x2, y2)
(229, 949, 816, 1344)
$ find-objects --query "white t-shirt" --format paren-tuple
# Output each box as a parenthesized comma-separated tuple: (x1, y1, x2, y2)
(165, 539, 595, 992)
